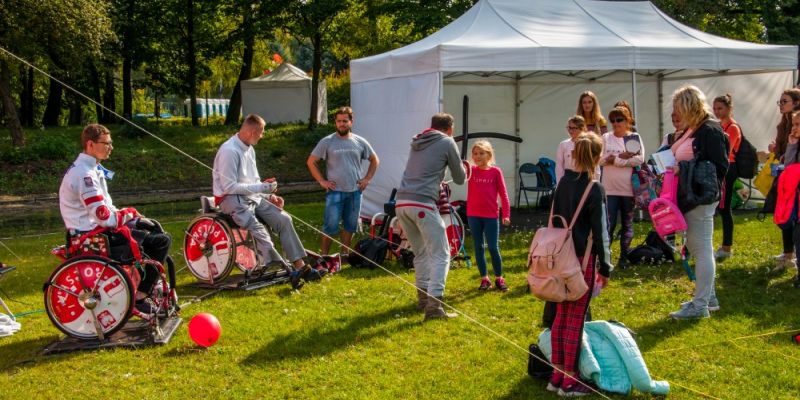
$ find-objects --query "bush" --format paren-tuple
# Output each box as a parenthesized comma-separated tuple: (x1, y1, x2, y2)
(0, 135, 74, 165)
(326, 70, 350, 113)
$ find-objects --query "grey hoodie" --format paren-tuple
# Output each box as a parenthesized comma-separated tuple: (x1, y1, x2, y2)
(396, 129, 466, 204)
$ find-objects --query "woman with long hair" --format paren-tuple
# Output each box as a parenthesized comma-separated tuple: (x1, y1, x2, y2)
(546, 132, 612, 396)
(771, 88, 800, 271)
(668, 85, 729, 319)
(712, 94, 741, 261)
(576, 91, 607, 135)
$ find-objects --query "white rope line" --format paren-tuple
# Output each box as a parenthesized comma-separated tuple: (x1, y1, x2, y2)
(0, 239, 22, 261)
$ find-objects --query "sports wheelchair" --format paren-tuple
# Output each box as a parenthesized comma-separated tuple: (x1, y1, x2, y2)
(183, 197, 263, 284)
(44, 218, 178, 340)
(183, 197, 331, 287)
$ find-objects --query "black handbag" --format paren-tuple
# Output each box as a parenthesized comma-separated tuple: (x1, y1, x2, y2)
(527, 343, 553, 380)
(678, 159, 720, 212)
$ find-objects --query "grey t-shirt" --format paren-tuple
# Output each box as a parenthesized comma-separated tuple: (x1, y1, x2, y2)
(311, 133, 375, 192)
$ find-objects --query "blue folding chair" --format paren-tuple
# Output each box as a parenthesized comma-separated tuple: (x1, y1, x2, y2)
(517, 163, 553, 208)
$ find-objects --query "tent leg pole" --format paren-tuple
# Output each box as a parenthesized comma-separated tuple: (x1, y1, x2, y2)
(631, 69, 638, 125)
(657, 73, 664, 142)
(514, 73, 521, 207)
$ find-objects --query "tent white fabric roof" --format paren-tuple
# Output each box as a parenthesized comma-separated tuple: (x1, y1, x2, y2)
(241, 62, 327, 123)
(350, 0, 798, 216)
(352, 0, 796, 82)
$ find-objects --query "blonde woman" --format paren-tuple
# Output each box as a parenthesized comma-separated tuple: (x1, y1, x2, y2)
(576, 91, 608, 135)
(668, 85, 729, 319)
(467, 141, 511, 291)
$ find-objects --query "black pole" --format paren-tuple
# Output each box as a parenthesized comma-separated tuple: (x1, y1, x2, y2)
(461, 95, 469, 160)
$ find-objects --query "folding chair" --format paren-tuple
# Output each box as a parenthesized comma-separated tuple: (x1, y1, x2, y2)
(0, 263, 16, 323)
(517, 163, 553, 208)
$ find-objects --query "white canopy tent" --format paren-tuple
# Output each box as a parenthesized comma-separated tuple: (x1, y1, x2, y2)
(242, 62, 327, 124)
(350, 0, 798, 216)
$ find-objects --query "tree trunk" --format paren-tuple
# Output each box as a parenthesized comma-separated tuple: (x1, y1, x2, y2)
(42, 77, 63, 126)
(187, 0, 198, 127)
(90, 62, 103, 123)
(226, 24, 254, 126)
(0, 60, 25, 147)
(103, 67, 117, 123)
(19, 65, 32, 127)
(308, 32, 323, 129)
(154, 91, 160, 120)
(123, 56, 132, 120)
(24, 66, 34, 126)
(68, 95, 83, 125)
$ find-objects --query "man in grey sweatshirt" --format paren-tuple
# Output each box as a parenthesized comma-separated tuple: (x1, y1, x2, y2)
(396, 113, 467, 320)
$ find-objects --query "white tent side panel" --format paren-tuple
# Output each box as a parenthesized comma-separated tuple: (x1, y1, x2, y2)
(241, 82, 310, 124)
(352, 72, 441, 217)
(660, 70, 792, 151)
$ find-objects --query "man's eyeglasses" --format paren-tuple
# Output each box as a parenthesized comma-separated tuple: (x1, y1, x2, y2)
(95, 141, 113, 147)
(610, 118, 626, 123)
(778, 99, 791, 106)
(566, 126, 580, 131)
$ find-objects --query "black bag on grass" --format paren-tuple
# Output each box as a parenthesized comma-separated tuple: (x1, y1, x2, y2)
(527, 343, 553, 380)
(627, 231, 675, 265)
(348, 237, 387, 269)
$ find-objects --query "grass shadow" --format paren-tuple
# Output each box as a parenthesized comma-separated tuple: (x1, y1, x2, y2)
(240, 305, 421, 365)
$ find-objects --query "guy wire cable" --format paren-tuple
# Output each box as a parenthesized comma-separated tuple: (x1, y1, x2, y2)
(0, 46, 723, 399)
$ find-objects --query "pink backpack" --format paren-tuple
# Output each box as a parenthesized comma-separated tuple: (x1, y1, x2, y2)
(527, 182, 594, 302)
(648, 170, 687, 238)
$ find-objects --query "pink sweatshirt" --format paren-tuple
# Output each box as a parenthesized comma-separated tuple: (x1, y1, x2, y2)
(601, 132, 645, 197)
(467, 165, 511, 219)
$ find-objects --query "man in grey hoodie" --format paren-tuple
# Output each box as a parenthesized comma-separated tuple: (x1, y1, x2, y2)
(396, 113, 467, 320)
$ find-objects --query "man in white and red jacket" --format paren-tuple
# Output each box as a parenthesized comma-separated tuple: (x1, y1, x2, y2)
(59, 124, 171, 309)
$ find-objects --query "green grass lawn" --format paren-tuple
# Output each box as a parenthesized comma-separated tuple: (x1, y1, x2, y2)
(0, 205, 799, 399)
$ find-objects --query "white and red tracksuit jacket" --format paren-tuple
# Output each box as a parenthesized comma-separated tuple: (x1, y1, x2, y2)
(59, 153, 137, 233)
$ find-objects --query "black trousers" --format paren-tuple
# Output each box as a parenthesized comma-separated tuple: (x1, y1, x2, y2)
(108, 229, 172, 293)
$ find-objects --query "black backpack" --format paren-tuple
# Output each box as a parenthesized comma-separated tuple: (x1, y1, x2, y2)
(348, 237, 387, 269)
(734, 125, 758, 179)
(627, 231, 675, 265)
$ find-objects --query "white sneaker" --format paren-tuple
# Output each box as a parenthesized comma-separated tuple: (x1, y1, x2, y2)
(714, 248, 732, 261)
(681, 297, 720, 312)
(772, 254, 796, 273)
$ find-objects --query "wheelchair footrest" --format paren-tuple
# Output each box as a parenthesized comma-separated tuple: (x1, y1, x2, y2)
(189, 270, 290, 291)
(42, 316, 182, 355)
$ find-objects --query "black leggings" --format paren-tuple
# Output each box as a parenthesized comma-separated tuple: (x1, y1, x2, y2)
(716, 163, 737, 247)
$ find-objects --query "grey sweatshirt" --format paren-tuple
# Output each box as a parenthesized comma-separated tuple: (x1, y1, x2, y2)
(396, 129, 466, 204)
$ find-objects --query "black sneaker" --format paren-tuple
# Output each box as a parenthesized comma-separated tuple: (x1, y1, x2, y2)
(289, 270, 305, 290)
(135, 299, 155, 315)
(616, 256, 629, 270)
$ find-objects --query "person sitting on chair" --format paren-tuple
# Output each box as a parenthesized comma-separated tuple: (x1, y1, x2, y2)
(58, 124, 172, 314)
(213, 114, 318, 288)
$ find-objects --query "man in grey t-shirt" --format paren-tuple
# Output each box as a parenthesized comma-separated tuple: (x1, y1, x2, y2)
(307, 107, 379, 256)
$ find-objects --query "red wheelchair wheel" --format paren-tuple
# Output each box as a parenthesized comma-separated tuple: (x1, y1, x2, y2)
(44, 256, 134, 339)
(184, 216, 237, 283)
(444, 212, 465, 259)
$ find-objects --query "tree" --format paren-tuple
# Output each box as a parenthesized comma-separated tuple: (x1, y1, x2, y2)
(0, 0, 112, 146)
(286, 0, 352, 128)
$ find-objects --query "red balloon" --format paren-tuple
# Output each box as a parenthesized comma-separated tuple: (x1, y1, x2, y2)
(188, 313, 221, 347)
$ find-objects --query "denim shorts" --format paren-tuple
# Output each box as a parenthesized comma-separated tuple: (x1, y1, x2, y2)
(323, 190, 362, 235)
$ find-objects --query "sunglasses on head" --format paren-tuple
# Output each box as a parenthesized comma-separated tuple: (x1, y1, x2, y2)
(610, 117, 626, 123)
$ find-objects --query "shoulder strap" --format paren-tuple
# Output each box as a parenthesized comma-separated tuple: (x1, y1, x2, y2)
(568, 181, 595, 229)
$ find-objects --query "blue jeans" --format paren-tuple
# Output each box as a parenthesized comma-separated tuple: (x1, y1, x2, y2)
(468, 216, 503, 277)
(323, 190, 362, 235)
